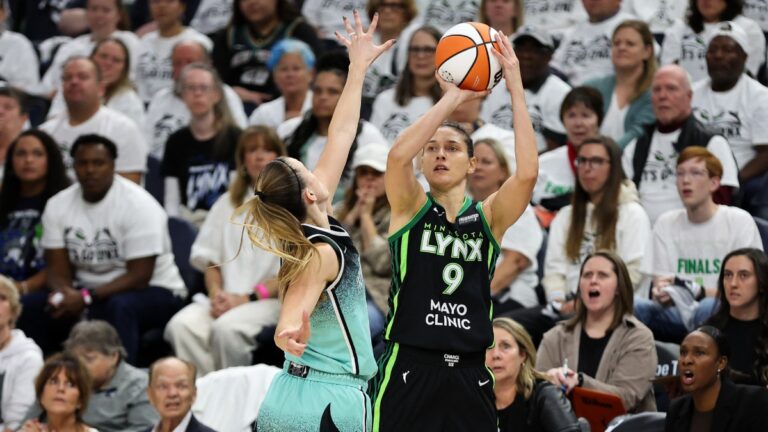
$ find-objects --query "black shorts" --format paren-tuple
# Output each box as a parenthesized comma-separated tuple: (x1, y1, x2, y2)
(370, 343, 496, 432)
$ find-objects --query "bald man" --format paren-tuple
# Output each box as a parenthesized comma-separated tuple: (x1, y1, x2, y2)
(621, 65, 740, 224)
(146, 357, 217, 432)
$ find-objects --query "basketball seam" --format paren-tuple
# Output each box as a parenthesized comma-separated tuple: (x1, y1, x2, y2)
(470, 24, 491, 89)
(437, 27, 497, 90)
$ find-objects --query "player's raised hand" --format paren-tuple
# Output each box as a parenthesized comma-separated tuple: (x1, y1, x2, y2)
(335, 10, 395, 70)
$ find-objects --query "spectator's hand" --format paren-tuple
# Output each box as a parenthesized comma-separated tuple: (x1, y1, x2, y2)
(211, 292, 230, 318)
(558, 299, 576, 315)
(652, 276, 675, 305)
(278, 310, 311, 357)
(545, 367, 579, 394)
(356, 186, 376, 216)
(335, 10, 395, 70)
(49, 288, 85, 319)
(20, 419, 47, 432)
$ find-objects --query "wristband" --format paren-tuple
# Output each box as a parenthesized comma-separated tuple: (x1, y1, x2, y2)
(19, 281, 28, 294)
(577, 372, 584, 387)
(255, 283, 269, 300)
(80, 288, 93, 306)
(248, 292, 259, 302)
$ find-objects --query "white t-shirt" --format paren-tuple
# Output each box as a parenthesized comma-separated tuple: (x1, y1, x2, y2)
(649, 205, 763, 288)
(552, 11, 636, 85)
(37, 31, 142, 97)
(473, 123, 516, 159)
(415, 0, 481, 34)
(191, 191, 280, 294)
(0, 30, 40, 93)
(144, 86, 247, 159)
(743, 0, 768, 32)
(691, 74, 768, 170)
(41, 176, 186, 295)
(301, 0, 369, 40)
(277, 117, 388, 170)
(496, 205, 543, 308)
(622, 129, 741, 223)
(543, 181, 651, 301)
(136, 28, 213, 103)
(370, 89, 435, 144)
(661, 16, 765, 82)
(248, 91, 313, 130)
(363, 25, 417, 101)
(522, 0, 587, 40)
(481, 74, 570, 152)
(189, 0, 233, 34)
(600, 91, 628, 142)
(621, 0, 687, 34)
(40, 106, 148, 175)
(48, 88, 146, 130)
(531, 145, 574, 205)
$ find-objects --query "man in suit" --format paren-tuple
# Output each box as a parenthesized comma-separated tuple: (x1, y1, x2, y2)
(146, 356, 217, 432)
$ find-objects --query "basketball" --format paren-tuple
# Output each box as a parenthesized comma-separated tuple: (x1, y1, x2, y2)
(435, 22, 503, 92)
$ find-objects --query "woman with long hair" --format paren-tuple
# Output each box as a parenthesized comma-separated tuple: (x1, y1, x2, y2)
(370, 26, 442, 144)
(488, 317, 581, 432)
(165, 126, 285, 375)
(537, 250, 657, 413)
(478, 0, 522, 36)
(371, 31, 537, 432)
(0, 130, 70, 299)
(706, 248, 768, 386)
(161, 63, 241, 226)
(661, 0, 764, 81)
(586, 20, 656, 149)
(20, 352, 95, 432)
(666, 325, 768, 431)
(245, 13, 393, 430)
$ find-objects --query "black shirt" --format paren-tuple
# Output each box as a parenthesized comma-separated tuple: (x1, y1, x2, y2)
(497, 394, 529, 432)
(0, 195, 45, 281)
(722, 317, 761, 384)
(578, 328, 612, 378)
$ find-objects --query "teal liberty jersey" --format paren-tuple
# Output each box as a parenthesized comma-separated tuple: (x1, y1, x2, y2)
(384, 194, 500, 353)
(286, 216, 377, 379)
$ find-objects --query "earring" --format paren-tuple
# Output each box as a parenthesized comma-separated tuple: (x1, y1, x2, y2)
(717, 368, 721, 376)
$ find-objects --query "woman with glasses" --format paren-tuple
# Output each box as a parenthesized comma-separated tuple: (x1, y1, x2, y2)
(370, 27, 442, 144)
(161, 63, 241, 226)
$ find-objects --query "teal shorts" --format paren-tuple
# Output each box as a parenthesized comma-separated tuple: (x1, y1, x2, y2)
(256, 361, 372, 432)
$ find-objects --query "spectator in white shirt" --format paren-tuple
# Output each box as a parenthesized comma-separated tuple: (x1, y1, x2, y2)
(0, 2, 40, 95)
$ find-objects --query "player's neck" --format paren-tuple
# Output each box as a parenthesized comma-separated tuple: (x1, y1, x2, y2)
(430, 186, 468, 222)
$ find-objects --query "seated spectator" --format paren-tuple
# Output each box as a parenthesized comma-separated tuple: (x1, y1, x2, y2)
(247, 39, 315, 130)
(20, 135, 185, 362)
(0, 87, 30, 183)
(691, 22, 768, 214)
(0, 276, 44, 432)
(210, 0, 322, 111)
(48, 38, 147, 128)
(135, 0, 213, 104)
(481, 25, 570, 152)
(62, 320, 159, 432)
(144, 40, 247, 159)
(336, 143, 391, 343)
(165, 126, 282, 375)
(585, 20, 656, 149)
(301, 0, 367, 49)
(661, 0, 764, 82)
(362, 0, 419, 113)
(523, 0, 586, 41)
(370, 26, 442, 144)
(8, 0, 86, 43)
(706, 248, 768, 386)
(449, 96, 516, 151)
(162, 63, 241, 226)
(620, 0, 686, 38)
(468, 138, 543, 314)
(622, 65, 740, 223)
(0, 2, 40, 95)
(36, 0, 141, 99)
(479, 0, 522, 36)
(551, 0, 635, 85)
(279, 52, 387, 197)
(488, 317, 581, 432)
(635, 147, 762, 343)
(0, 131, 70, 294)
(417, 0, 483, 33)
(20, 352, 95, 432)
(537, 250, 657, 413)
(532, 86, 602, 218)
(188, 0, 232, 35)
(665, 326, 768, 431)
(40, 57, 148, 184)
(146, 357, 216, 432)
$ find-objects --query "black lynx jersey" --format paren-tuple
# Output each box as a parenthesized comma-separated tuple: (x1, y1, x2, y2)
(384, 194, 500, 353)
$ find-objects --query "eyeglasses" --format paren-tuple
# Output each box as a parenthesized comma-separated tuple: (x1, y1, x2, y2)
(408, 45, 436, 55)
(182, 84, 214, 94)
(574, 156, 610, 168)
(675, 169, 709, 179)
(379, 2, 405, 10)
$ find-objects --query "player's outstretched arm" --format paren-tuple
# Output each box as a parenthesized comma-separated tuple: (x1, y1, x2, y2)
(483, 32, 538, 240)
(314, 11, 394, 199)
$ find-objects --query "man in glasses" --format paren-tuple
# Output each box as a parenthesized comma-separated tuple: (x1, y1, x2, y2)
(621, 64, 739, 223)
(634, 147, 762, 344)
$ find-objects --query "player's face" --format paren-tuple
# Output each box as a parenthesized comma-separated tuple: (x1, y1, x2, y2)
(562, 103, 599, 148)
(469, 143, 507, 197)
(181, 69, 222, 118)
(611, 27, 651, 72)
(651, 69, 692, 125)
(12, 135, 48, 184)
(422, 127, 475, 190)
(722, 255, 761, 314)
(679, 331, 725, 393)
(311, 71, 344, 120)
(486, 327, 527, 384)
(407, 30, 438, 80)
(575, 143, 610, 199)
(273, 53, 313, 96)
(578, 256, 619, 318)
(676, 158, 718, 209)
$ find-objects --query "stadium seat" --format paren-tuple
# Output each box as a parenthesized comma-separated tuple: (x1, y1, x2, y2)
(654, 341, 680, 412)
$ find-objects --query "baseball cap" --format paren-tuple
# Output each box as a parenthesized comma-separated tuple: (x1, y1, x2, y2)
(707, 21, 750, 55)
(352, 143, 389, 172)
(512, 25, 555, 50)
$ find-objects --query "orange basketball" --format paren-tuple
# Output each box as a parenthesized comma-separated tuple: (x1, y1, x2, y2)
(435, 22, 503, 92)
